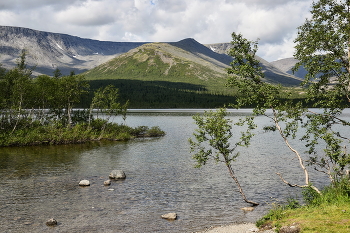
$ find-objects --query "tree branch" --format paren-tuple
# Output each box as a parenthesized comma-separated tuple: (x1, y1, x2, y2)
(272, 108, 310, 186)
(276, 172, 321, 194)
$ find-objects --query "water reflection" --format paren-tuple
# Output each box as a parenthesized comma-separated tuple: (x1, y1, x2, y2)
(0, 111, 336, 232)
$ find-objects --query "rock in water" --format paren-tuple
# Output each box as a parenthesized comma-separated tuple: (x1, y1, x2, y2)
(46, 218, 57, 226)
(104, 180, 111, 186)
(240, 207, 255, 211)
(109, 170, 126, 179)
(79, 180, 90, 186)
(161, 213, 177, 220)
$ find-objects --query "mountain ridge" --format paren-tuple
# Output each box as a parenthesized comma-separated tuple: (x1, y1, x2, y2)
(0, 25, 148, 76)
(0, 25, 302, 86)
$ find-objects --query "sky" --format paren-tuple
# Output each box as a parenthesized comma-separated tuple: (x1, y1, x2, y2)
(0, 0, 313, 62)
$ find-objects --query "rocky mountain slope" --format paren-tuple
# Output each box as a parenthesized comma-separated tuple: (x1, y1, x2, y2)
(84, 40, 230, 92)
(0, 25, 303, 86)
(271, 57, 307, 79)
(0, 26, 147, 76)
(86, 38, 303, 86)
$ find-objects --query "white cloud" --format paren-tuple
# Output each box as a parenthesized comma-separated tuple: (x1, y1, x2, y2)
(56, 1, 115, 26)
(0, 0, 314, 61)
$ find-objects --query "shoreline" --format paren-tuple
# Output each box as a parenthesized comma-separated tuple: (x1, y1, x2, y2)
(196, 223, 275, 233)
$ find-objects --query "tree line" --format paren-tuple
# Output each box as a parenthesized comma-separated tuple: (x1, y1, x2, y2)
(0, 51, 164, 146)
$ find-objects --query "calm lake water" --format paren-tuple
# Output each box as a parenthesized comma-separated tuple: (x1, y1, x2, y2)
(1, 109, 347, 233)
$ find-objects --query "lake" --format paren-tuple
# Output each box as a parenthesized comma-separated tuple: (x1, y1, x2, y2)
(0, 109, 340, 232)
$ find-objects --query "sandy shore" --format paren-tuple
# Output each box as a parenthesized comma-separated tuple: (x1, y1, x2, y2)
(196, 223, 275, 233)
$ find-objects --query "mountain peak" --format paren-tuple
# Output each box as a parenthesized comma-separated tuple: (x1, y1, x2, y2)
(0, 25, 303, 85)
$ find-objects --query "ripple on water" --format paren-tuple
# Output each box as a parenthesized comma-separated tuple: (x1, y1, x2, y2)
(0, 113, 334, 232)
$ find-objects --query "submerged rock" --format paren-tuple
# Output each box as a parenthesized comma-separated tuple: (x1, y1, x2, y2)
(109, 170, 126, 179)
(46, 218, 57, 226)
(240, 207, 255, 211)
(161, 213, 177, 220)
(104, 180, 111, 186)
(79, 180, 90, 186)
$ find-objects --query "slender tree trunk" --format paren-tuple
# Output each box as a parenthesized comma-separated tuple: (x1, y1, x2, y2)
(225, 163, 259, 206)
(11, 96, 23, 134)
(272, 109, 321, 194)
(67, 103, 72, 127)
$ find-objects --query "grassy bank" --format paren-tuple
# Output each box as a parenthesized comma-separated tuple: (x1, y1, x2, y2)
(257, 180, 350, 232)
(0, 119, 165, 147)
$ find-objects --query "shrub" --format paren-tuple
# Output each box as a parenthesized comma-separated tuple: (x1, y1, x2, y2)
(302, 185, 322, 206)
(145, 126, 166, 137)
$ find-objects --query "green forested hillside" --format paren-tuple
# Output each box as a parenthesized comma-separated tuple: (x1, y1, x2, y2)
(83, 41, 305, 108)
(84, 42, 237, 108)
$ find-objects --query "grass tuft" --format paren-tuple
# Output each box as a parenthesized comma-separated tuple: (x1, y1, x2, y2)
(257, 180, 350, 232)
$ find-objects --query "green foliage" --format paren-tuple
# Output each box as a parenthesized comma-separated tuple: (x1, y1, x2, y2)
(89, 84, 129, 139)
(91, 84, 121, 113)
(0, 52, 165, 147)
(85, 45, 229, 93)
(128, 125, 165, 137)
(226, 32, 320, 193)
(189, 108, 254, 167)
(89, 79, 235, 108)
(144, 126, 166, 137)
(0, 117, 165, 146)
(285, 197, 301, 209)
(189, 108, 259, 205)
(90, 84, 128, 121)
(227, 32, 305, 115)
(256, 202, 285, 228)
(227, 32, 263, 82)
(303, 179, 350, 207)
(84, 43, 238, 108)
(256, 197, 301, 228)
(257, 180, 350, 231)
(302, 185, 322, 206)
(293, 0, 350, 108)
(292, 0, 350, 182)
(227, 26, 350, 192)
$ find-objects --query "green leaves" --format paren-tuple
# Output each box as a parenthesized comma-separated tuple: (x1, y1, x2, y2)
(227, 32, 263, 83)
(189, 108, 255, 168)
(293, 0, 350, 108)
(189, 108, 259, 205)
(292, 0, 350, 181)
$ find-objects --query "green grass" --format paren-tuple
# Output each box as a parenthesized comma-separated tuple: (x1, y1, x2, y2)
(261, 203, 350, 232)
(84, 45, 230, 93)
(257, 181, 350, 232)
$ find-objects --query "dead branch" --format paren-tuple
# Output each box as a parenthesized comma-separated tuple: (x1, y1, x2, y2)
(276, 172, 321, 194)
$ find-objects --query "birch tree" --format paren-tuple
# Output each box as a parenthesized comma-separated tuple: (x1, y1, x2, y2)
(189, 108, 259, 206)
(293, 0, 350, 182)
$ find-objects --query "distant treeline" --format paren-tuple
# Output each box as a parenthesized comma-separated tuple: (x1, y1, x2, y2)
(88, 79, 236, 108)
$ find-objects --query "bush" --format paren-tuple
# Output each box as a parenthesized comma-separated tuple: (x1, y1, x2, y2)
(145, 126, 166, 137)
(0, 115, 165, 146)
(314, 179, 350, 206)
(131, 126, 149, 136)
(116, 132, 131, 141)
(302, 185, 322, 206)
(256, 202, 285, 228)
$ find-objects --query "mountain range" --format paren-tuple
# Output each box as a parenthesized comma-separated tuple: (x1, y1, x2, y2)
(0, 25, 303, 86)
